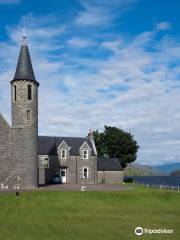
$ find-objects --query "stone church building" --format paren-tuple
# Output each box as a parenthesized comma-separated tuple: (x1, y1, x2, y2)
(0, 35, 123, 190)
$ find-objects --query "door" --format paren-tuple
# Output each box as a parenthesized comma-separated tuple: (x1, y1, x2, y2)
(60, 169, 67, 183)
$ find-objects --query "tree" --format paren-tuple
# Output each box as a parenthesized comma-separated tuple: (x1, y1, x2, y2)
(94, 126, 139, 168)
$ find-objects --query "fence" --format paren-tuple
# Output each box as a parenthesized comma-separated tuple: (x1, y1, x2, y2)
(139, 183, 180, 192)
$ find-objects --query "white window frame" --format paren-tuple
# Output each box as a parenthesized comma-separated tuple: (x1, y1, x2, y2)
(43, 157, 49, 168)
(83, 150, 88, 159)
(83, 167, 88, 179)
(61, 149, 67, 159)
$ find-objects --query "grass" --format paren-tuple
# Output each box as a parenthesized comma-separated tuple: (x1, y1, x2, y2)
(0, 186, 180, 240)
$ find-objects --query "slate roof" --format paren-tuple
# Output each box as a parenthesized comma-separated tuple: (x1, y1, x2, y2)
(0, 113, 10, 128)
(38, 136, 95, 156)
(12, 36, 38, 84)
(97, 157, 123, 171)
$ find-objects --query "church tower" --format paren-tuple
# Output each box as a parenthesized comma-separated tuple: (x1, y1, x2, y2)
(10, 35, 39, 189)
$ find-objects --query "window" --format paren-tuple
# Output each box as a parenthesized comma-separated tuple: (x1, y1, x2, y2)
(83, 150, 88, 159)
(43, 157, 49, 168)
(39, 157, 49, 168)
(61, 149, 66, 159)
(27, 110, 31, 120)
(83, 168, 88, 178)
(28, 85, 32, 100)
(14, 85, 16, 101)
(60, 170, 66, 177)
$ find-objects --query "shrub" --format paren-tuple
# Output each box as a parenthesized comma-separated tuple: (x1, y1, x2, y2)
(124, 177, 133, 183)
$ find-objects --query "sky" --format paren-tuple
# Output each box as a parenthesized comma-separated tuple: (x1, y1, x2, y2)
(0, 0, 180, 166)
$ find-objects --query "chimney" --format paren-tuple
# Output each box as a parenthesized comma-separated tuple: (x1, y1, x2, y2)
(88, 129, 97, 156)
(88, 129, 94, 140)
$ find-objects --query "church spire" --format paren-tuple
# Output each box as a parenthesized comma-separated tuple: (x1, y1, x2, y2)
(13, 33, 37, 82)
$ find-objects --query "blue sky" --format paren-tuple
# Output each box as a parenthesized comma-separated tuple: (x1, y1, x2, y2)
(0, 0, 180, 166)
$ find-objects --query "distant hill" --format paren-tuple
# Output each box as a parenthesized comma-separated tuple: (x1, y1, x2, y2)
(154, 162, 180, 174)
(124, 163, 164, 176)
(170, 170, 180, 176)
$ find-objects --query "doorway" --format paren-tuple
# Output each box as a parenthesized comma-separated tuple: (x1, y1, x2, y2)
(60, 169, 67, 183)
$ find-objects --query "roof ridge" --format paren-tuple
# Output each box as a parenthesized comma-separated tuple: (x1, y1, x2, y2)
(0, 113, 11, 128)
(39, 135, 87, 139)
(38, 135, 95, 156)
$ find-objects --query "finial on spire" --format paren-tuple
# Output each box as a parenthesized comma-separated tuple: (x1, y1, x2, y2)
(22, 20, 27, 46)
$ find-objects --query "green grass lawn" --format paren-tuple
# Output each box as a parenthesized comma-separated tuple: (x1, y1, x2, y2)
(0, 187, 179, 240)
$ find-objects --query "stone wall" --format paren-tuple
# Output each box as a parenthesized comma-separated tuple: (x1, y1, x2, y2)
(11, 80, 38, 189)
(76, 156, 97, 184)
(0, 114, 11, 189)
(38, 155, 60, 184)
(98, 171, 123, 184)
(11, 80, 38, 127)
(38, 154, 97, 184)
(10, 126, 38, 189)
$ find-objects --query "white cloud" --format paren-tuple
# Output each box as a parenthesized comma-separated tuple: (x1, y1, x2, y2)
(67, 38, 92, 48)
(101, 38, 123, 52)
(0, 0, 21, 4)
(38, 60, 64, 72)
(0, 15, 180, 166)
(156, 21, 171, 31)
(75, 0, 138, 26)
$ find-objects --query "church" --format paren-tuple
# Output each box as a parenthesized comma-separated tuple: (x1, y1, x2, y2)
(0, 35, 123, 190)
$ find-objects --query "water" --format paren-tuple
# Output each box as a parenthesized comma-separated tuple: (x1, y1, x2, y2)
(124, 176, 180, 189)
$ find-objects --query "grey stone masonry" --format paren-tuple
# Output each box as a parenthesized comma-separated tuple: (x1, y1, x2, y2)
(38, 154, 97, 185)
(10, 79, 39, 189)
(0, 37, 39, 190)
(11, 80, 38, 127)
(38, 136, 98, 185)
(0, 114, 11, 188)
(98, 171, 123, 184)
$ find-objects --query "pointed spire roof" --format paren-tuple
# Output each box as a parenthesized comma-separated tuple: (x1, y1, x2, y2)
(13, 35, 37, 83)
